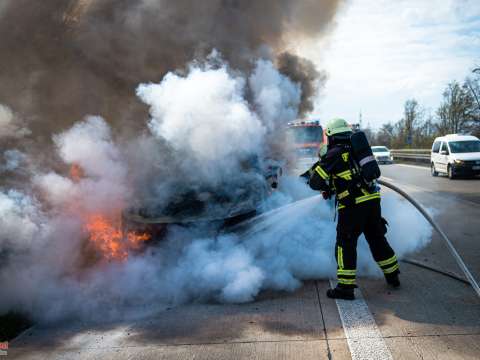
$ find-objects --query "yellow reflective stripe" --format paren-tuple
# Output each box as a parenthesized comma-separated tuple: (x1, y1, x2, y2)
(338, 278, 356, 285)
(383, 264, 399, 274)
(355, 192, 380, 204)
(377, 255, 397, 267)
(338, 192, 380, 208)
(337, 190, 349, 200)
(337, 269, 356, 276)
(315, 165, 329, 180)
(336, 170, 352, 177)
(336, 169, 352, 180)
(338, 246, 344, 269)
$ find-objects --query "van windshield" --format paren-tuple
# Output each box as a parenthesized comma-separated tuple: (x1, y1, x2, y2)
(448, 140, 480, 153)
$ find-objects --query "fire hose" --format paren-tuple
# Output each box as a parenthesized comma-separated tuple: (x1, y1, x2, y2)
(378, 178, 480, 298)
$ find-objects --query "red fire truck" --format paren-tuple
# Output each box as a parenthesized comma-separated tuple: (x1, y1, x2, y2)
(286, 120, 326, 158)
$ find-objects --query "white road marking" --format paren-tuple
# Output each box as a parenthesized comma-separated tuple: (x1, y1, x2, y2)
(395, 163, 429, 170)
(330, 280, 393, 360)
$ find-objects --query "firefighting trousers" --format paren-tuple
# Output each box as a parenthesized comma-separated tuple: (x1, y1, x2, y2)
(335, 199, 399, 288)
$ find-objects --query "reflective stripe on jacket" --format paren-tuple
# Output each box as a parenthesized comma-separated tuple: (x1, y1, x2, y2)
(307, 145, 380, 209)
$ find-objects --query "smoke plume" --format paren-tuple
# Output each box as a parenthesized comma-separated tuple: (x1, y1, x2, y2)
(0, 0, 339, 140)
(0, 104, 30, 139)
(0, 1, 434, 325)
(0, 58, 433, 323)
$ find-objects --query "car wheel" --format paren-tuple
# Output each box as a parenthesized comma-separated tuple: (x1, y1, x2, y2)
(431, 163, 438, 177)
(447, 164, 455, 179)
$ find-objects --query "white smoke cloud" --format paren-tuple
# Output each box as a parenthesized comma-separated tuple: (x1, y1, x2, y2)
(136, 56, 304, 188)
(0, 56, 433, 324)
(1, 149, 27, 172)
(380, 193, 432, 257)
(0, 190, 45, 252)
(0, 104, 30, 139)
(1, 175, 433, 322)
(137, 62, 266, 185)
(53, 115, 126, 182)
(249, 59, 301, 131)
(35, 116, 129, 214)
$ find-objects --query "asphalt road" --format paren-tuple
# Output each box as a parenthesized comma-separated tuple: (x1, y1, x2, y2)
(381, 163, 480, 205)
(380, 163, 480, 277)
(7, 162, 480, 359)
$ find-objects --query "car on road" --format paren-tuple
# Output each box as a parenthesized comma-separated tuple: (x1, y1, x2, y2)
(430, 134, 480, 179)
(371, 146, 393, 164)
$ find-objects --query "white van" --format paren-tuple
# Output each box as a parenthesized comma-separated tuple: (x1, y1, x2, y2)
(430, 134, 480, 179)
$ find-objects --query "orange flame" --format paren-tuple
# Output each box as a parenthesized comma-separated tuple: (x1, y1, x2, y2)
(84, 214, 150, 261)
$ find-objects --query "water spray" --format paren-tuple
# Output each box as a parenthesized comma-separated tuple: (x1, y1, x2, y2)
(378, 178, 480, 298)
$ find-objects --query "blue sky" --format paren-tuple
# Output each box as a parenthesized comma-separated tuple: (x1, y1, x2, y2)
(298, 0, 480, 129)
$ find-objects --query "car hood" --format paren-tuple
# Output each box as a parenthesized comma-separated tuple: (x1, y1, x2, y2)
(451, 152, 480, 161)
(374, 152, 391, 157)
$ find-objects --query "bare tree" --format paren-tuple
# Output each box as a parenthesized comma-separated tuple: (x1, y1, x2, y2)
(375, 122, 394, 147)
(401, 99, 424, 147)
(415, 113, 437, 147)
(464, 69, 480, 137)
(375, 100, 435, 149)
(361, 125, 375, 144)
(436, 81, 475, 135)
(372, 65, 480, 148)
(465, 77, 480, 111)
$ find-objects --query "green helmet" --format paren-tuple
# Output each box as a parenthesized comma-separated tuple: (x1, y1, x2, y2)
(325, 118, 352, 136)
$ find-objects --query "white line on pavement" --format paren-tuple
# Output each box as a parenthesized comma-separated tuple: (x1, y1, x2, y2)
(395, 163, 429, 170)
(330, 280, 393, 360)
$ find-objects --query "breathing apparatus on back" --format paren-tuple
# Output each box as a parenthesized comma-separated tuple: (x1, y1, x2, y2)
(325, 118, 381, 188)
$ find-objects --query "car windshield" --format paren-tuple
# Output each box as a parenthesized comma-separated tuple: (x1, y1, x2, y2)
(448, 140, 480, 153)
(372, 147, 389, 153)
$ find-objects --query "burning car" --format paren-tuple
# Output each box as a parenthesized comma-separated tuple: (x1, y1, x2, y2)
(122, 158, 282, 243)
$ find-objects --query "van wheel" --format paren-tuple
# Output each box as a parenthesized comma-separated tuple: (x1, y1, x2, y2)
(448, 165, 455, 179)
(431, 163, 438, 177)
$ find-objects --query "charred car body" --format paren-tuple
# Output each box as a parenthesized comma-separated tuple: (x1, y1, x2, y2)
(123, 156, 283, 242)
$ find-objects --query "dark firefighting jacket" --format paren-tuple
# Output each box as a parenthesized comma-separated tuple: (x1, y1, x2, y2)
(306, 144, 380, 209)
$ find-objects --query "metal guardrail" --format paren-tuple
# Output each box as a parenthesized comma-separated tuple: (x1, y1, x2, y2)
(391, 149, 430, 163)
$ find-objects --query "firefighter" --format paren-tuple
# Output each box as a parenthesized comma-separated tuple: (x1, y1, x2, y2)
(302, 118, 400, 300)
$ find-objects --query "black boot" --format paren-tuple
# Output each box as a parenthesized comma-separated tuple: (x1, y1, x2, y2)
(385, 272, 400, 288)
(326, 286, 355, 300)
